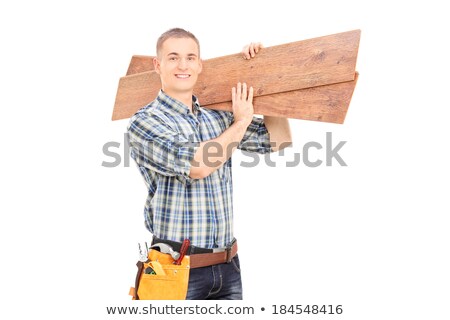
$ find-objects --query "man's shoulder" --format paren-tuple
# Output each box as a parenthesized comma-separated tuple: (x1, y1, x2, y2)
(130, 100, 169, 122)
(128, 101, 174, 134)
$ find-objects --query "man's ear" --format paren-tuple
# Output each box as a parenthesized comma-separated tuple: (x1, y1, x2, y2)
(198, 59, 203, 74)
(153, 57, 161, 74)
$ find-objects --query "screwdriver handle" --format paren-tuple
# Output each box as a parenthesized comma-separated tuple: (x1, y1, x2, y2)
(174, 239, 190, 265)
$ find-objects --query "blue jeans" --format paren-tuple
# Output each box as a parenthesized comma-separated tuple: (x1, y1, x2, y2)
(186, 255, 243, 300)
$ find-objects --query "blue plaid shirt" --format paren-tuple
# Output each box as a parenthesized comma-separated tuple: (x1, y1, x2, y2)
(128, 90, 272, 248)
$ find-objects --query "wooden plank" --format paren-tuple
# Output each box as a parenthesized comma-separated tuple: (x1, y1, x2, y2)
(112, 71, 159, 120)
(126, 30, 359, 80)
(112, 30, 360, 121)
(210, 73, 358, 124)
(126, 55, 155, 75)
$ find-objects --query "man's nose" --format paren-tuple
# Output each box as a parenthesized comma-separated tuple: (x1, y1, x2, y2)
(178, 58, 188, 69)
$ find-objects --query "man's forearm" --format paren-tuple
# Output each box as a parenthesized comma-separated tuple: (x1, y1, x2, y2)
(189, 120, 249, 179)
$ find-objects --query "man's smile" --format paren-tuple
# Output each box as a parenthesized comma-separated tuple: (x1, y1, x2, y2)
(175, 74, 191, 79)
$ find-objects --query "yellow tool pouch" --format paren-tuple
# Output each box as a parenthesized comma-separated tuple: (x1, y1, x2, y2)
(129, 249, 190, 300)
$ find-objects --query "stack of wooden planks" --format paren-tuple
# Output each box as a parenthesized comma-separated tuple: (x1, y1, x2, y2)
(112, 30, 360, 124)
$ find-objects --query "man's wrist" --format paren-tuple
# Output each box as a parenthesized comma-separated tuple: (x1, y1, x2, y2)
(232, 119, 251, 133)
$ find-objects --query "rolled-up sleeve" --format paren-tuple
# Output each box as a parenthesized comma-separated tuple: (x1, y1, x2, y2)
(238, 116, 272, 154)
(127, 113, 200, 179)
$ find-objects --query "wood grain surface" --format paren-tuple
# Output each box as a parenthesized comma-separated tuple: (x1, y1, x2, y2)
(126, 55, 155, 75)
(209, 73, 358, 124)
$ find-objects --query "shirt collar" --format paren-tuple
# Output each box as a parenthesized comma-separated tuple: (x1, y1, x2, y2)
(192, 96, 201, 114)
(156, 90, 201, 116)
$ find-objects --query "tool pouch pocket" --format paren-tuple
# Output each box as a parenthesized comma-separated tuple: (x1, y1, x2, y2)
(129, 249, 190, 300)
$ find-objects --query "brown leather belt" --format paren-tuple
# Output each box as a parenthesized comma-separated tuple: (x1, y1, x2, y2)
(189, 240, 238, 268)
(152, 236, 238, 269)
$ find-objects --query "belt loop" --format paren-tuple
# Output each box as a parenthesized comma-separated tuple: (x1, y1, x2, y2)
(226, 238, 236, 263)
(226, 247, 232, 263)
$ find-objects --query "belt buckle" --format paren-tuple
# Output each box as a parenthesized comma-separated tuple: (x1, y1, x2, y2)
(225, 238, 236, 263)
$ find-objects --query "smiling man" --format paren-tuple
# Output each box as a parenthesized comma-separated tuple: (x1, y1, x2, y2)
(127, 28, 292, 300)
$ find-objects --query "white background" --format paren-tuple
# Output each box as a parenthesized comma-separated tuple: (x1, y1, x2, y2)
(1, 0, 449, 319)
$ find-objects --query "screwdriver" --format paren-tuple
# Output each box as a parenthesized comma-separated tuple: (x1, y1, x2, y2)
(174, 239, 190, 265)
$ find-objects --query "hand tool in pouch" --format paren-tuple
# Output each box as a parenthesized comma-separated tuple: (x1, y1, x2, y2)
(174, 239, 190, 265)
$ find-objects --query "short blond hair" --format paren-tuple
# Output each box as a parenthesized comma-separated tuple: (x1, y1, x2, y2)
(156, 28, 200, 58)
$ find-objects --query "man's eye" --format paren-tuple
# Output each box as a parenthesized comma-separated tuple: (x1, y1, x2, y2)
(169, 57, 177, 61)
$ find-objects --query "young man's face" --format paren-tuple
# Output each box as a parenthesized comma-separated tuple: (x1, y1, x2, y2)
(154, 37, 202, 99)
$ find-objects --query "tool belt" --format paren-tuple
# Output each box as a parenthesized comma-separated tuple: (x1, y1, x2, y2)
(129, 238, 238, 300)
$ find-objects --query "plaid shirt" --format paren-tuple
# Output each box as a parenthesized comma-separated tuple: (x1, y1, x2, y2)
(128, 90, 272, 248)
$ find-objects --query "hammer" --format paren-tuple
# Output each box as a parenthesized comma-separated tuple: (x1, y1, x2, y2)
(150, 243, 180, 260)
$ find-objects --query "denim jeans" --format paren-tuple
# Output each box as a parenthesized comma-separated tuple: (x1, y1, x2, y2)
(185, 255, 243, 300)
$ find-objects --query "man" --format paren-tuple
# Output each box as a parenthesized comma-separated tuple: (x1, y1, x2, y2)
(127, 28, 292, 299)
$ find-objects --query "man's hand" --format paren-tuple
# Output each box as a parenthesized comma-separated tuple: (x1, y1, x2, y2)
(242, 42, 263, 59)
(232, 82, 254, 127)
